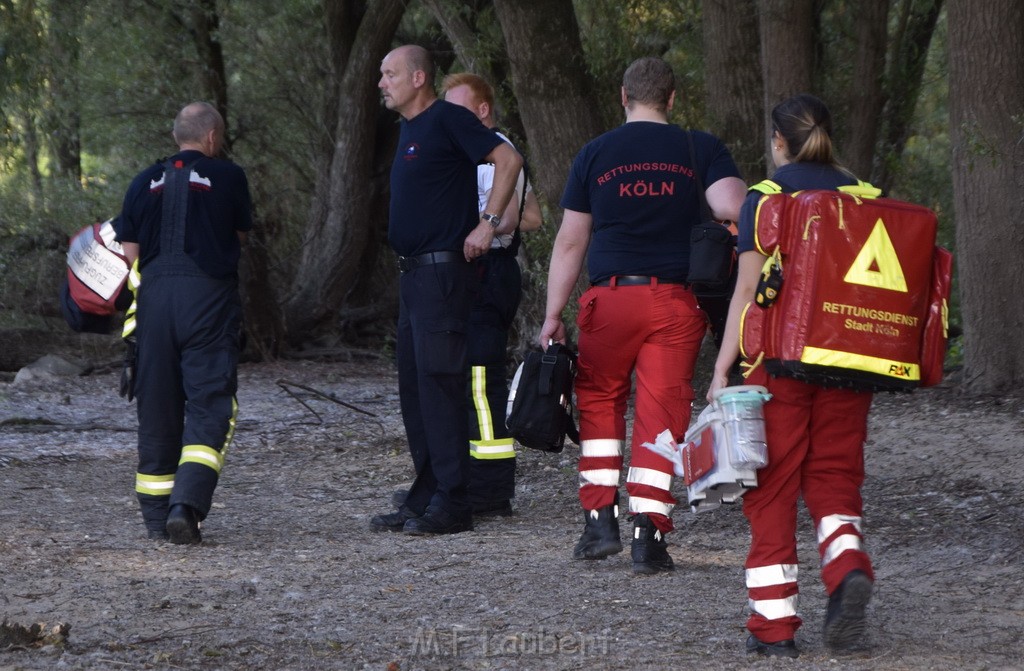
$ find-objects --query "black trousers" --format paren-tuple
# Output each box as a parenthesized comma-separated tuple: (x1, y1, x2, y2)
(466, 251, 521, 506)
(396, 259, 477, 519)
(134, 264, 240, 535)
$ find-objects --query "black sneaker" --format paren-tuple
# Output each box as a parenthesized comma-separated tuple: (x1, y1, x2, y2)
(472, 500, 513, 518)
(823, 570, 873, 651)
(573, 495, 622, 560)
(166, 504, 202, 545)
(631, 513, 675, 575)
(746, 634, 800, 658)
(370, 506, 419, 532)
(403, 506, 473, 535)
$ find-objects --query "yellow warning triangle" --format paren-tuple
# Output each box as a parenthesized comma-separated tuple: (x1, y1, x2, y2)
(843, 218, 908, 292)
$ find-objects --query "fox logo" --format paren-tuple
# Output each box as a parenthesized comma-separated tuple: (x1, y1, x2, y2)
(888, 364, 915, 378)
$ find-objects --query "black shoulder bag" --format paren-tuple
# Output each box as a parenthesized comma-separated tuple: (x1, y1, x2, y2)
(686, 132, 737, 300)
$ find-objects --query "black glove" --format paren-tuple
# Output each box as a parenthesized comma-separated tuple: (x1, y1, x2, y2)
(119, 338, 137, 402)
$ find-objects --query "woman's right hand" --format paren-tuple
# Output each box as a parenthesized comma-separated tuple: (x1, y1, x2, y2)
(706, 370, 729, 403)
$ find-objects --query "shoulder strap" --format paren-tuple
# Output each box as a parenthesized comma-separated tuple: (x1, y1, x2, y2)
(751, 177, 880, 198)
(687, 131, 712, 221)
(837, 180, 883, 199)
(160, 158, 201, 254)
(749, 179, 785, 195)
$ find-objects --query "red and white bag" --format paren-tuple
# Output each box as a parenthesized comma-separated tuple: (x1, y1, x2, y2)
(60, 219, 131, 333)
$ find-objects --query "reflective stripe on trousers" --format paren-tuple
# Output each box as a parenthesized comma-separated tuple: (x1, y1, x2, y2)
(573, 283, 705, 529)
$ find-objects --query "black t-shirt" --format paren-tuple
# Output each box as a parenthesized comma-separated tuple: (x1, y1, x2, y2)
(560, 123, 741, 283)
(737, 162, 859, 254)
(117, 149, 253, 279)
(387, 100, 504, 257)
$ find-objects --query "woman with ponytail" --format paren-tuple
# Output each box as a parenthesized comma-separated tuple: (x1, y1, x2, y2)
(709, 94, 876, 658)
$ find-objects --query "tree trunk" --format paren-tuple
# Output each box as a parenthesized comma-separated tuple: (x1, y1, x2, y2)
(874, 0, 944, 192)
(422, 0, 526, 162)
(22, 112, 44, 203)
(492, 0, 605, 209)
(189, 0, 229, 136)
(948, 0, 1024, 393)
(46, 0, 82, 183)
(758, 0, 815, 163)
(703, 0, 765, 182)
(176, 0, 284, 358)
(840, 0, 888, 179)
(421, 0, 497, 84)
(282, 0, 405, 341)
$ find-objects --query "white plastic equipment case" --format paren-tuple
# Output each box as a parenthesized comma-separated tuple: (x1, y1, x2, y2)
(680, 385, 771, 512)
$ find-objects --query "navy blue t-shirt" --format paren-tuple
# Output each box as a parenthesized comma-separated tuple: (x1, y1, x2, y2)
(388, 100, 504, 257)
(736, 162, 859, 254)
(116, 150, 253, 279)
(560, 123, 741, 284)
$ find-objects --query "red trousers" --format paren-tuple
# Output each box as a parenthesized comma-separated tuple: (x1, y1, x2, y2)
(574, 281, 705, 533)
(743, 368, 875, 643)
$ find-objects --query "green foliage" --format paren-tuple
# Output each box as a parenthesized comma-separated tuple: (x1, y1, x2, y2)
(573, 0, 703, 130)
(1, 0, 328, 313)
(213, 0, 326, 283)
(0, 0, 965, 353)
(0, 225, 66, 326)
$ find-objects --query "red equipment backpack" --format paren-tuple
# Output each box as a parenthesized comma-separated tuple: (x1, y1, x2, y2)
(739, 182, 953, 392)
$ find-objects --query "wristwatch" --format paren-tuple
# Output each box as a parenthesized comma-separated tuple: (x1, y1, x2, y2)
(481, 212, 501, 229)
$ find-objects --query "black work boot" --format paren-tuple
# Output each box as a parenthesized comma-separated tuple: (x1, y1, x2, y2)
(403, 505, 473, 535)
(823, 569, 873, 651)
(166, 504, 202, 545)
(370, 505, 419, 532)
(631, 513, 675, 575)
(572, 495, 622, 560)
(746, 634, 800, 658)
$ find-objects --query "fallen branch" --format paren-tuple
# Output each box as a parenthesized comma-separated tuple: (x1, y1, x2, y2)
(276, 379, 378, 419)
(0, 418, 133, 433)
(131, 624, 222, 645)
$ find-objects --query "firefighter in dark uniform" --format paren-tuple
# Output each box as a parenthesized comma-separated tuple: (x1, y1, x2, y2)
(370, 45, 522, 535)
(116, 101, 252, 544)
(442, 72, 543, 516)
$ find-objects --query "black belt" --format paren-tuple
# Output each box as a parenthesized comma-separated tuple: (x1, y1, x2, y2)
(397, 250, 464, 273)
(592, 275, 688, 287)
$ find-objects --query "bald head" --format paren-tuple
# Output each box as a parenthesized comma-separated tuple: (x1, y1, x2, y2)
(391, 44, 435, 87)
(379, 44, 437, 119)
(173, 102, 225, 155)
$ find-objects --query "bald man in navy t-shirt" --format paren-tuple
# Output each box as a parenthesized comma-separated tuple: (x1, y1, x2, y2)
(371, 45, 522, 536)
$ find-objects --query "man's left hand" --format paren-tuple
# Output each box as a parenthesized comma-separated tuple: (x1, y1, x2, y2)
(463, 222, 495, 260)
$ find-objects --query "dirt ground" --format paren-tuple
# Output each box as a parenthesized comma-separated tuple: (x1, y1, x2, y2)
(1, 345, 1022, 671)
